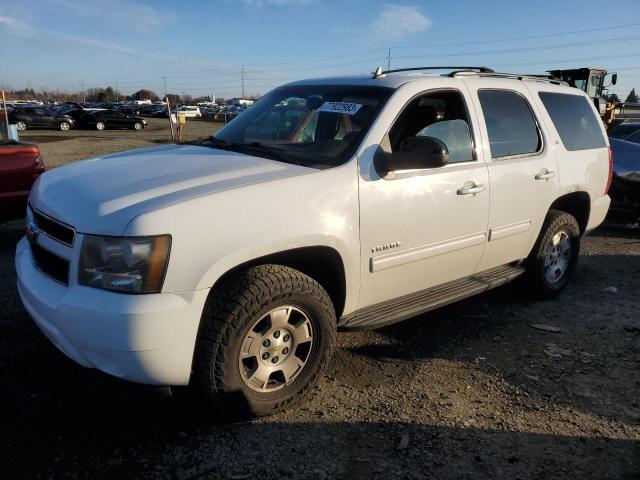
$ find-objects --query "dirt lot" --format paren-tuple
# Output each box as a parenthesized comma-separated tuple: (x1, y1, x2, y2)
(19, 117, 222, 167)
(1, 127, 639, 479)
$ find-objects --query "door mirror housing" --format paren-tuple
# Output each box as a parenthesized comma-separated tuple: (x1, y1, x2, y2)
(611, 73, 618, 86)
(374, 136, 449, 175)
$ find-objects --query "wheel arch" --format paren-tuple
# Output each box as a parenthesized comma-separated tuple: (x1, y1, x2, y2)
(208, 246, 348, 318)
(548, 191, 591, 234)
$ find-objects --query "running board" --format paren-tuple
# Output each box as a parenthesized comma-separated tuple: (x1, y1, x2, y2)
(340, 264, 525, 330)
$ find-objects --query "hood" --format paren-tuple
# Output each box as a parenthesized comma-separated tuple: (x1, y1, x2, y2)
(610, 138, 640, 181)
(30, 144, 313, 235)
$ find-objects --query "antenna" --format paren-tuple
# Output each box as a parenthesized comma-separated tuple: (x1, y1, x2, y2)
(372, 66, 384, 79)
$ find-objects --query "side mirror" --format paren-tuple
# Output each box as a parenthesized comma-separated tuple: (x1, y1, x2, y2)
(611, 73, 618, 85)
(374, 136, 449, 175)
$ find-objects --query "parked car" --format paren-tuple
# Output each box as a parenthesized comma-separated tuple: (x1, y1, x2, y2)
(176, 106, 202, 118)
(0, 141, 44, 223)
(84, 110, 147, 130)
(17, 67, 611, 419)
(8, 106, 75, 131)
(608, 122, 640, 144)
(151, 107, 173, 118)
(608, 137, 640, 219)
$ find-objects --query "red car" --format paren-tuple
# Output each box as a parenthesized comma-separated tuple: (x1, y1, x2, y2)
(0, 141, 45, 223)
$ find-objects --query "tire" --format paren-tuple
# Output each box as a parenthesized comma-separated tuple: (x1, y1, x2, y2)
(524, 210, 581, 299)
(133, 122, 143, 130)
(59, 121, 71, 131)
(96, 121, 106, 131)
(189, 264, 336, 419)
(16, 121, 27, 131)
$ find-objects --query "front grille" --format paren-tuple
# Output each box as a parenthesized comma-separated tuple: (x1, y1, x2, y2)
(30, 242, 70, 285)
(30, 206, 75, 246)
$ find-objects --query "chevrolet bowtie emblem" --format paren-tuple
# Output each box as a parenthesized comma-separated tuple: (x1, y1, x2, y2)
(26, 221, 39, 242)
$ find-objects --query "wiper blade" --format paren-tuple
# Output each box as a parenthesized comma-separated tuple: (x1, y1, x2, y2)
(202, 138, 302, 166)
(240, 142, 302, 165)
(203, 136, 231, 149)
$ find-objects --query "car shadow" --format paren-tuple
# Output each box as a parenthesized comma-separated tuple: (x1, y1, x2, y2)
(1, 222, 638, 479)
(347, 245, 640, 427)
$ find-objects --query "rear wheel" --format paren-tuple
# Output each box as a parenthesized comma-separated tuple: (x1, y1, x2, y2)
(16, 121, 27, 131)
(524, 210, 581, 299)
(188, 264, 336, 419)
(96, 121, 106, 131)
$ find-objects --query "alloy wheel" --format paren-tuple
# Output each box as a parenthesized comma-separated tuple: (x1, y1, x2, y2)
(543, 231, 571, 284)
(238, 306, 314, 393)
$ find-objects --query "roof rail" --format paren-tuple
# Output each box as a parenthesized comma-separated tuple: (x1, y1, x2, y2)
(450, 70, 568, 85)
(372, 66, 494, 79)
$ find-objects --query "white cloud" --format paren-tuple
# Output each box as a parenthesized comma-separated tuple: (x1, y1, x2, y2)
(0, 15, 35, 37)
(241, 0, 317, 6)
(45, 0, 172, 31)
(371, 4, 432, 40)
(0, 13, 139, 56)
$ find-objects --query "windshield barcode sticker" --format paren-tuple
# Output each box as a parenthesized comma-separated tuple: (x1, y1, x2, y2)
(318, 102, 363, 115)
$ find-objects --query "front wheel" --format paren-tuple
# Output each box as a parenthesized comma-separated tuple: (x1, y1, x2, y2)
(133, 122, 143, 130)
(524, 210, 581, 299)
(189, 264, 336, 419)
(96, 121, 106, 131)
(16, 121, 27, 131)
(59, 121, 71, 131)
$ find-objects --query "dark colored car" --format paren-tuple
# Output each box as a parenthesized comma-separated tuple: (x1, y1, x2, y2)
(0, 141, 45, 223)
(151, 107, 172, 118)
(608, 137, 640, 220)
(84, 110, 147, 130)
(608, 122, 640, 145)
(8, 106, 75, 131)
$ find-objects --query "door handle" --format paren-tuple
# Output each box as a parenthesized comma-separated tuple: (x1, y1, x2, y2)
(535, 169, 556, 180)
(457, 182, 486, 196)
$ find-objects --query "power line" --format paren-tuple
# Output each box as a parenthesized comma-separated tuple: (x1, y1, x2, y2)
(391, 22, 640, 50)
(393, 35, 640, 60)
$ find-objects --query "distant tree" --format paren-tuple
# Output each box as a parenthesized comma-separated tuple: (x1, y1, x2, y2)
(85, 86, 116, 103)
(606, 93, 620, 103)
(104, 86, 115, 101)
(128, 89, 159, 102)
(625, 88, 639, 103)
(216, 97, 226, 105)
(181, 94, 193, 104)
(165, 93, 181, 104)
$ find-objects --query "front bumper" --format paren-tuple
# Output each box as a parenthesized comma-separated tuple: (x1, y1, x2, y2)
(608, 176, 640, 220)
(16, 237, 209, 385)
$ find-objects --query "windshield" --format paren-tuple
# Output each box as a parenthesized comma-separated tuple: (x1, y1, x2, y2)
(209, 84, 393, 168)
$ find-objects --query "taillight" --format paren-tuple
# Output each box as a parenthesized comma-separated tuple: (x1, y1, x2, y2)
(605, 148, 613, 195)
(34, 154, 45, 172)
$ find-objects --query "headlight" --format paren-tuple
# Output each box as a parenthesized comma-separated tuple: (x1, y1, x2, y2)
(79, 235, 171, 294)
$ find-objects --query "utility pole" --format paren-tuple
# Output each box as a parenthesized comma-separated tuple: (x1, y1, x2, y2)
(81, 80, 85, 103)
(386, 48, 392, 71)
(115, 79, 119, 102)
(241, 66, 245, 99)
(162, 75, 168, 101)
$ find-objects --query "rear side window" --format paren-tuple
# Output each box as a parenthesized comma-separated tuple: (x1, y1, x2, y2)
(538, 92, 607, 151)
(478, 90, 541, 158)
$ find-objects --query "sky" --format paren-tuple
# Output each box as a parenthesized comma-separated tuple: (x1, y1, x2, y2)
(0, 0, 639, 100)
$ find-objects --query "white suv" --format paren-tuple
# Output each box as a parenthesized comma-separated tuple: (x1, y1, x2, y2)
(177, 106, 202, 118)
(16, 67, 611, 418)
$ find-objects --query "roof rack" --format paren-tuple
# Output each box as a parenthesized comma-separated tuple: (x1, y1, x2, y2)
(372, 66, 494, 78)
(450, 70, 568, 85)
(371, 66, 569, 86)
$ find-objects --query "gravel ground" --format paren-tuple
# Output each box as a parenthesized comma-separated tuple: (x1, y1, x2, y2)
(1, 127, 639, 479)
(19, 117, 222, 167)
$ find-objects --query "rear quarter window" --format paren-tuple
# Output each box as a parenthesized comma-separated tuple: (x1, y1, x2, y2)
(538, 92, 607, 151)
(477, 90, 541, 158)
